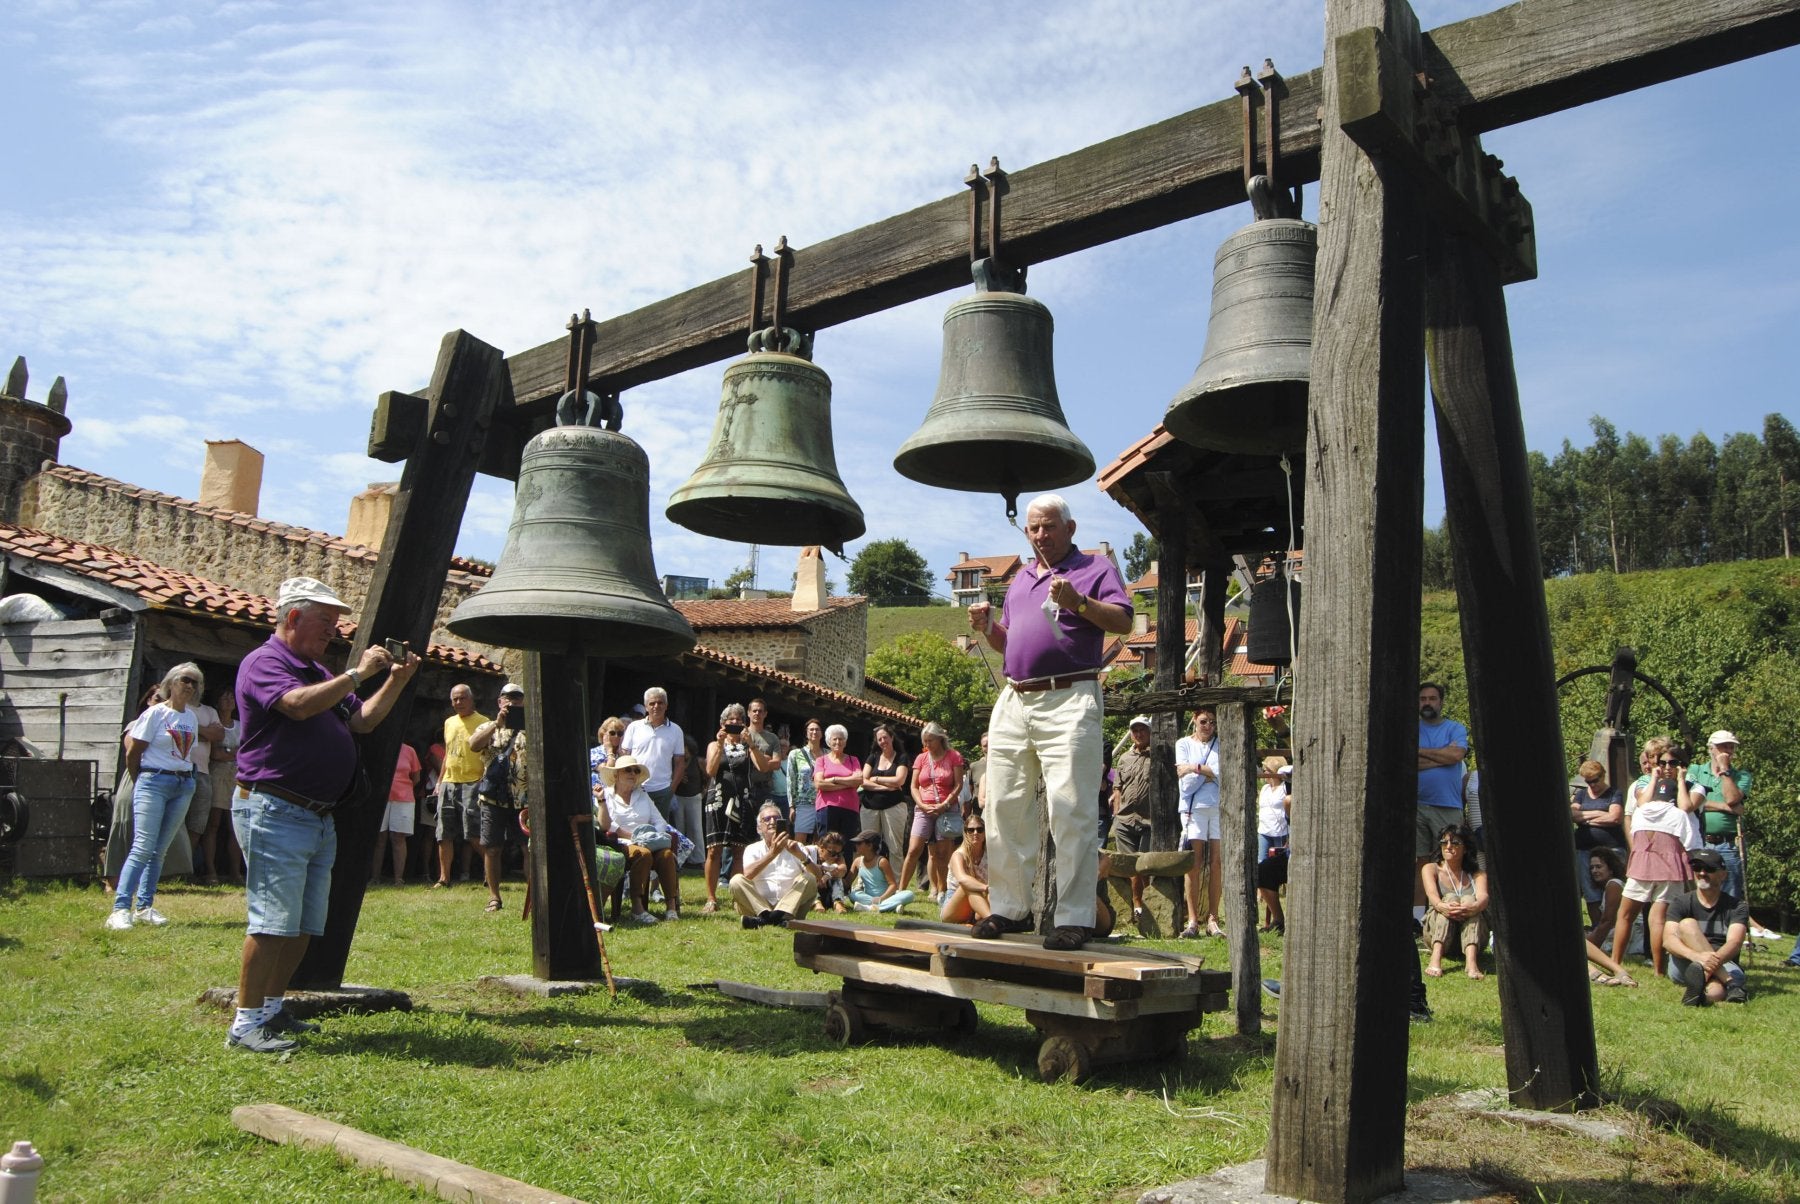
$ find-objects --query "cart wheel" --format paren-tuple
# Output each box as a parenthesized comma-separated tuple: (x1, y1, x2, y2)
(823, 1000, 866, 1046)
(951, 1000, 979, 1036)
(1037, 1035, 1092, 1084)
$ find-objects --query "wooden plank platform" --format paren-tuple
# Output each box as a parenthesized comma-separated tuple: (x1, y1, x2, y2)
(789, 919, 1230, 1021)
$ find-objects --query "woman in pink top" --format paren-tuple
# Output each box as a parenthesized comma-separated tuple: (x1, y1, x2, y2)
(372, 741, 421, 885)
(902, 721, 966, 901)
(812, 724, 863, 844)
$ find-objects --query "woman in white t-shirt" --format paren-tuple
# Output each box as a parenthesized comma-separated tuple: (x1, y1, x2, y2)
(601, 755, 682, 924)
(106, 663, 205, 930)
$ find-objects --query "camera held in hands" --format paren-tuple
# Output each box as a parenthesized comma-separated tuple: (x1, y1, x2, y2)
(383, 637, 408, 660)
(773, 818, 791, 837)
(504, 705, 526, 731)
(724, 722, 745, 735)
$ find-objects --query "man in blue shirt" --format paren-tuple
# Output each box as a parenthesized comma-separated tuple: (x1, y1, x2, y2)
(1415, 683, 1468, 916)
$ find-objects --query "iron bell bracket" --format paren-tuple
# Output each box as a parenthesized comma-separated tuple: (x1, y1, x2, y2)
(1237, 60, 1303, 221)
(965, 157, 1026, 294)
(557, 308, 623, 430)
(742, 236, 819, 360)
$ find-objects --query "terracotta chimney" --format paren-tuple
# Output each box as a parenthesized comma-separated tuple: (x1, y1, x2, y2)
(792, 545, 827, 612)
(346, 482, 399, 549)
(199, 439, 264, 516)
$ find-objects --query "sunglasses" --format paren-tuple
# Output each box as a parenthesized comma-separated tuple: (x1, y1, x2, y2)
(1657, 757, 1680, 766)
(176, 677, 199, 687)
(1690, 864, 1719, 874)
(1440, 837, 1464, 846)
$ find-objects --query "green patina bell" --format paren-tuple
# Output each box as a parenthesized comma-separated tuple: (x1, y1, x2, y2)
(666, 327, 865, 555)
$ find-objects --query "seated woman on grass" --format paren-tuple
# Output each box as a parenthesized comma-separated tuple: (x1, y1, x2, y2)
(940, 816, 990, 924)
(1421, 823, 1489, 979)
(600, 755, 683, 925)
(849, 831, 914, 913)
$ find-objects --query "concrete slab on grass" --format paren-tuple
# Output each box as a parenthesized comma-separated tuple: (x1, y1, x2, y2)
(198, 983, 411, 1016)
(1448, 1088, 1630, 1141)
(1140, 1159, 1498, 1203)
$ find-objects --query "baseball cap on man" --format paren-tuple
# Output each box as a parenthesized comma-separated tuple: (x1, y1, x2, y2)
(500, 682, 525, 697)
(1689, 848, 1725, 872)
(276, 576, 349, 611)
(1129, 715, 1152, 730)
(1708, 730, 1740, 747)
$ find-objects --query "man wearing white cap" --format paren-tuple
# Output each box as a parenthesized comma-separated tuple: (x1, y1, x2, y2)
(229, 577, 418, 1053)
(470, 683, 528, 913)
(1690, 729, 1752, 902)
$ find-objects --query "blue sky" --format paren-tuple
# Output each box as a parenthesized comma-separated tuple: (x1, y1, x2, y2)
(4, 1, 1796, 599)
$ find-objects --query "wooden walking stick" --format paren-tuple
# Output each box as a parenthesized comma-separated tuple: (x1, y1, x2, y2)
(568, 814, 618, 997)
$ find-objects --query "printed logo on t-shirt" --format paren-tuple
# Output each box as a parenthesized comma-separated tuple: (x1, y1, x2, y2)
(166, 723, 196, 760)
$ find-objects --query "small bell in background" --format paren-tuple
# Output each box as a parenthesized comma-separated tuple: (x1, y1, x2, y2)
(1246, 562, 1300, 668)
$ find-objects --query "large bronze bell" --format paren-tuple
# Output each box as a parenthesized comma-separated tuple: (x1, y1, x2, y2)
(448, 399, 697, 657)
(1245, 570, 1299, 667)
(1163, 212, 1316, 455)
(894, 282, 1093, 506)
(665, 328, 865, 554)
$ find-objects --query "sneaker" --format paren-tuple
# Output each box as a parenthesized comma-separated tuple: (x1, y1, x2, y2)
(1724, 984, 1748, 1004)
(1261, 978, 1282, 998)
(632, 910, 659, 924)
(267, 1010, 321, 1035)
(134, 907, 169, 927)
(742, 915, 761, 930)
(104, 908, 134, 930)
(227, 1024, 297, 1053)
(664, 909, 682, 922)
(1682, 962, 1710, 1007)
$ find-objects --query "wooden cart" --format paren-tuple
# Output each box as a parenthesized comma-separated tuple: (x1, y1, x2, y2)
(789, 918, 1230, 1083)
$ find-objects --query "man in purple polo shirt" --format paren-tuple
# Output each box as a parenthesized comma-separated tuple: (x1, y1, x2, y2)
(968, 494, 1132, 950)
(227, 577, 418, 1053)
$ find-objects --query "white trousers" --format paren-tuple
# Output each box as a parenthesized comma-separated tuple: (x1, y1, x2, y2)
(985, 680, 1101, 928)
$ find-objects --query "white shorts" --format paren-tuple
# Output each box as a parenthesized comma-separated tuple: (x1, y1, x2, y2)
(1183, 808, 1222, 843)
(380, 801, 417, 834)
(1622, 877, 1690, 905)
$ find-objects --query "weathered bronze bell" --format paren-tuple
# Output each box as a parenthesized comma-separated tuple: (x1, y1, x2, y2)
(1246, 571, 1299, 667)
(1164, 214, 1316, 455)
(448, 405, 698, 657)
(665, 328, 865, 554)
(895, 285, 1094, 507)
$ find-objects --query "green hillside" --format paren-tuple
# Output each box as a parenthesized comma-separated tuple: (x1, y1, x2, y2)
(868, 603, 970, 650)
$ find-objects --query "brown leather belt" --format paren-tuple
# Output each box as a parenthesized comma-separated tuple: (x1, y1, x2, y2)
(1007, 672, 1102, 693)
(239, 780, 336, 816)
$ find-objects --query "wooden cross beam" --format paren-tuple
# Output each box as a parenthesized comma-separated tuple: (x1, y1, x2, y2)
(432, 0, 1798, 415)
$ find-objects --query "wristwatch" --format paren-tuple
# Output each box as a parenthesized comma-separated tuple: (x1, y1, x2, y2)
(345, 668, 363, 689)
(1077, 596, 1089, 615)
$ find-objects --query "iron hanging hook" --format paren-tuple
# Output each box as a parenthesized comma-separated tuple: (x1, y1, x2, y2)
(966, 156, 1025, 294)
(556, 308, 621, 430)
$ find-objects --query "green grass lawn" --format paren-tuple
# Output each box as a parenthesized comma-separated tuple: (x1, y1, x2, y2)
(4, 873, 1799, 1202)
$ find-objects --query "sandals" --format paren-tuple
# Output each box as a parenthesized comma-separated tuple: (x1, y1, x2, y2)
(1044, 926, 1090, 952)
(485, 898, 503, 913)
(971, 913, 1031, 940)
(700, 900, 719, 915)
(1178, 923, 1200, 939)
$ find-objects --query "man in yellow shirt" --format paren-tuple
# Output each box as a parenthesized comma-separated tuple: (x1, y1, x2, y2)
(435, 683, 490, 889)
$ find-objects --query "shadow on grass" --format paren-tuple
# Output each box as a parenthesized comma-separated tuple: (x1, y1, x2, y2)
(0, 934, 20, 951)
(2, 1068, 57, 1102)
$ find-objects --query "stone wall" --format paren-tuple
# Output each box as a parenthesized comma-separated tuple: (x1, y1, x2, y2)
(19, 465, 495, 659)
(688, 600, 868, 695)
(0, 396, 71, 528)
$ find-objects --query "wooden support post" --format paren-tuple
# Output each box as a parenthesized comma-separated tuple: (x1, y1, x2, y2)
(1427, 228, 1600, 1110)
(295, 330, 511, 989)
(1150, 474, 1190, 851)
(1267, 0, 1428, 1198)
(526, 651, 600, 981)
(1198, 560, 1230, 686)
(1217, 701, 1260, 1036)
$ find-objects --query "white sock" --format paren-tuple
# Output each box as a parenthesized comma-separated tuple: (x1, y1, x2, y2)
(1413, 905, 1427, 922)
(232, 1007, 261, 1033)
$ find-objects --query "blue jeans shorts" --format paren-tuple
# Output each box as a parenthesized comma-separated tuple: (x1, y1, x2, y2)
(233, 789, 336, 937)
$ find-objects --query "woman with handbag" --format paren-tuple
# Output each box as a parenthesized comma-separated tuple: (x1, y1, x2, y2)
(859, 724, 911, 881)
(601, 754, 683, 923)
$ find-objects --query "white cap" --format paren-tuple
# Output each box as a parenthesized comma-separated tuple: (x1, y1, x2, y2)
(1128, 714, 1152, 729)
(500, 682, 525, 697)
(275, 576, 349, 611)
(1708, 730, 1740, 747)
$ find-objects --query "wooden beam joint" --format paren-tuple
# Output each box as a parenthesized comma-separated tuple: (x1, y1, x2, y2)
(1336, 25, 1537, 283)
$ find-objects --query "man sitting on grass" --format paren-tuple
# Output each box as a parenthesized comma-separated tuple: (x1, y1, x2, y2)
(731, 803, 824, 928)
(1663, 847, 1749, 1006)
